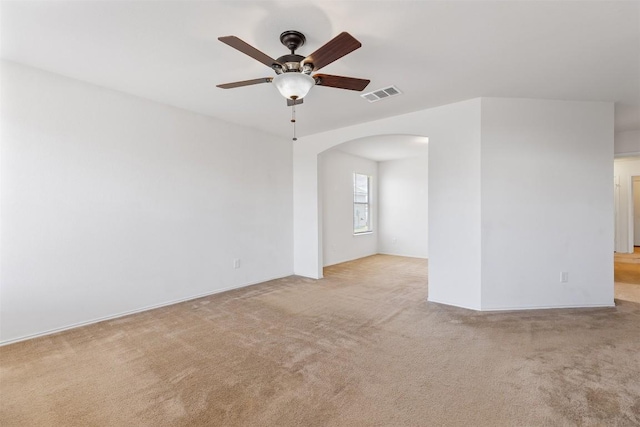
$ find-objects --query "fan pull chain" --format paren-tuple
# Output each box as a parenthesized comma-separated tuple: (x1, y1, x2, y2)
(291, 103, 297, 141)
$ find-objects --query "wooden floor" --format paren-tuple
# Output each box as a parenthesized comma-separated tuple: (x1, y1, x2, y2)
(615, 246, 640, 263)
(614, 247, 640, 304)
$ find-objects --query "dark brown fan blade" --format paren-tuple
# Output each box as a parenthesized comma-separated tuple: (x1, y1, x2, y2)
(302, 32, 362, 71)
(218, 36, 281, 68)
(217, 77, 273, 89)
(287, 98, 303, 106)
(314, 74, 370, 91)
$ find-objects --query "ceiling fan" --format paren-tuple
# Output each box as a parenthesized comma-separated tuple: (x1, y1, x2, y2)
(217, 30, 371, 106)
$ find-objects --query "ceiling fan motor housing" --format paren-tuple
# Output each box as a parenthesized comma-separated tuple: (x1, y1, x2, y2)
(275, 54, 307, 72)
(275, 31, 312, 73)
(280, 30, 306, 52)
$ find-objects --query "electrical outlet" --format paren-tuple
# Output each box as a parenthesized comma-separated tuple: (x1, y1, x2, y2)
(233, 259, 241, 269)
(561, 272, 569, 283)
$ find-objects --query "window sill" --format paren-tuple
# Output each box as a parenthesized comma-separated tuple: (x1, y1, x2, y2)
(353, 231, 373, 236)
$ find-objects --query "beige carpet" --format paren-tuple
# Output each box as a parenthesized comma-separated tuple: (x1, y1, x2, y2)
(1, 255, 639, 426)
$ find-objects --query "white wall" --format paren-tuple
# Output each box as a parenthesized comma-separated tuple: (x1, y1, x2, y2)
(427, 103, 482, 309)
(378, 156, 428, 258)
(294, 97, 614, 311)
(294, 99, 482, 310)
(614, 130, 640, 157)
(0, 61, 293, 343)
(614, 157, 640, 252)
(320, 150, 377, 266)
(480, 98, 614, 309)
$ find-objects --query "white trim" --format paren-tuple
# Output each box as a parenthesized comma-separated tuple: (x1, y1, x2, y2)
(322, 253, 378, 268)
(323, 253, 427, 267)
(615, 152, 640, 158)
(614, 174, 620, 252)
(0, 273, 292, 346)
(377, 252, 428, 259)
(478, 303, 616, 311)
(427, 297, 481, 311)
(629, 175, 636, 253)
(353, 172, 372, 235)
(428, 297, 615, 312)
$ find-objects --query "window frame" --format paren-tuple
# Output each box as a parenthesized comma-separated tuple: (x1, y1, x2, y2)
(353, 172, 372, 235)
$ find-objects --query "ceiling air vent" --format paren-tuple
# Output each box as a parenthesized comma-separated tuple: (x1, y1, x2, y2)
(361, 85, 402, 103)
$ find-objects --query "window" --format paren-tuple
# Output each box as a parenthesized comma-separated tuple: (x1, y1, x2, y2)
(353, 173, 372, 234)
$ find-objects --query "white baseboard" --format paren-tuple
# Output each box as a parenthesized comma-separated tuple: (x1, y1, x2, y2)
(428, 297, 615, 312)
(0, 273, 292, 347)
(614, 152, 640, 158)
(322, 252, 377, 268)
(377, 252, 428, 260)
(427, 297, 481, 311)
(478, 302, 616, 311)
(323, 252, 427, 268)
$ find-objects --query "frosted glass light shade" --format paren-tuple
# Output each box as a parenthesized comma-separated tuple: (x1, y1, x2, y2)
(273, 73, 315, 100)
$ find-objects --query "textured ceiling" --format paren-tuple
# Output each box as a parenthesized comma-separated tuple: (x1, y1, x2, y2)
(1, 1, 638, 139)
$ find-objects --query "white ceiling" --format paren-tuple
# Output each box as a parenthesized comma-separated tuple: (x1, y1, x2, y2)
(2, 1, 639, 139)
(334, 134, 428, 162)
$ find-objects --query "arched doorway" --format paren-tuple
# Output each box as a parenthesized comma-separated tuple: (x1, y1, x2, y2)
(317, 134, 429, 271)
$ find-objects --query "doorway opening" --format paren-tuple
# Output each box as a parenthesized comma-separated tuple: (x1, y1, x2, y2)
(633, 176, 640, 249)
(318, 134, 429, 275)
(613, 158, 640, 303)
